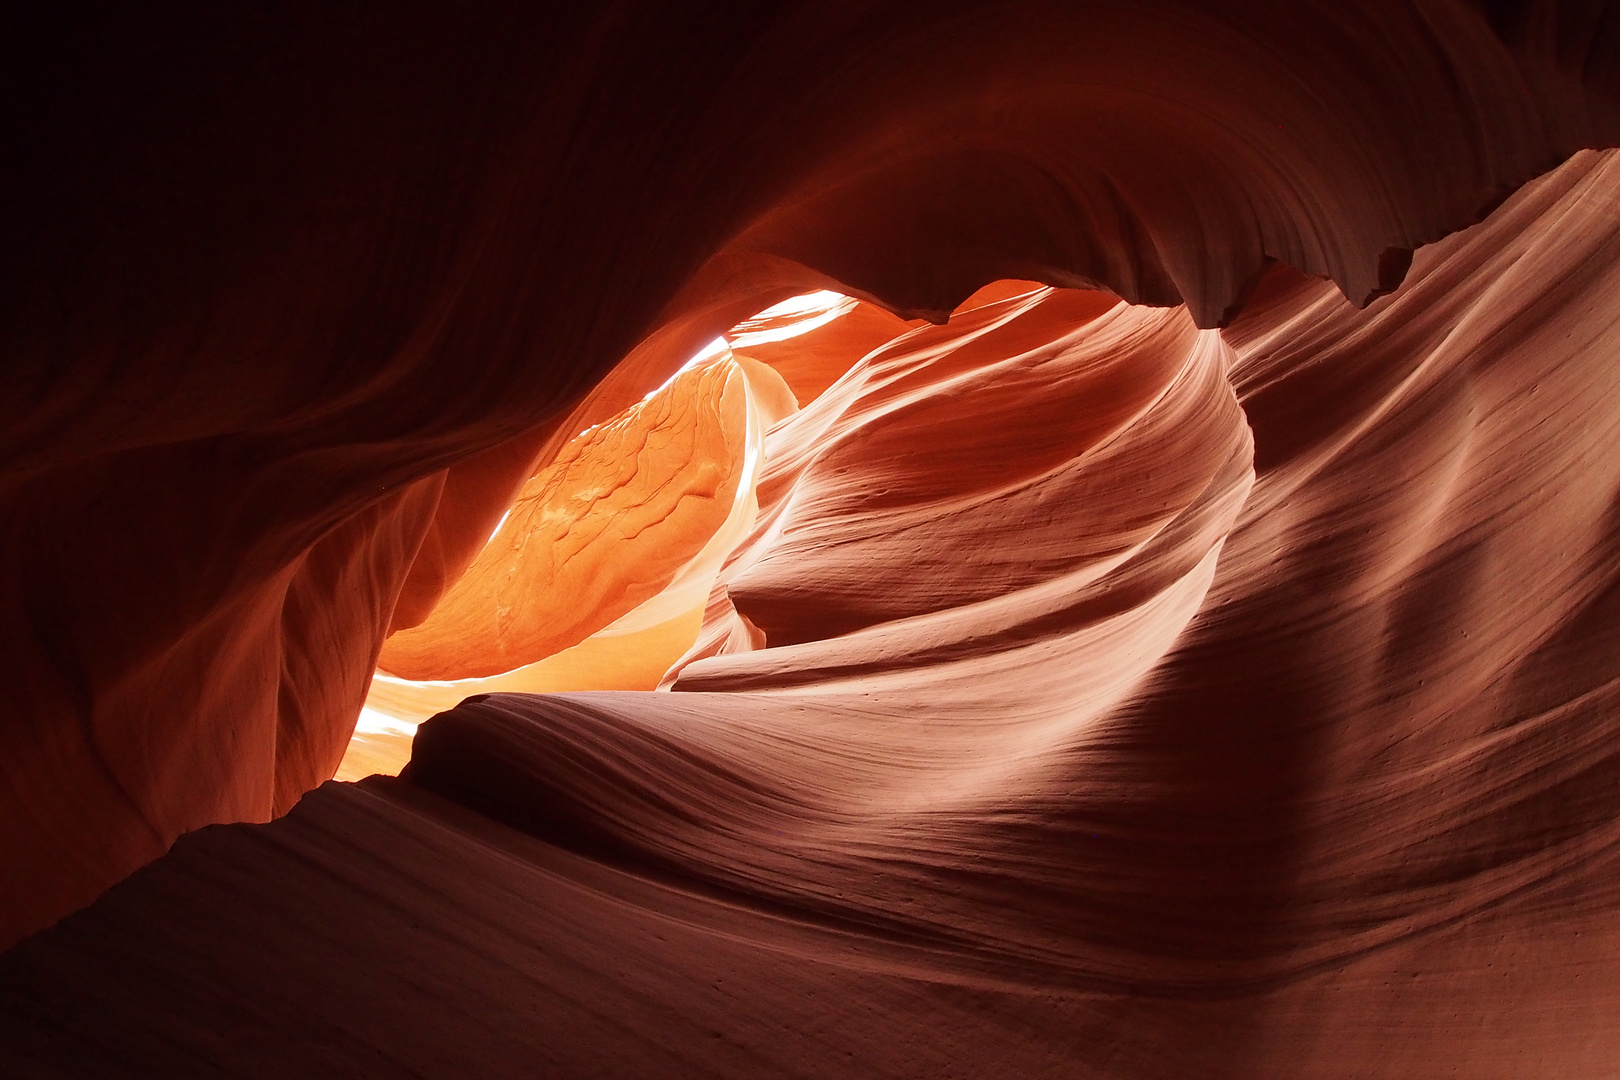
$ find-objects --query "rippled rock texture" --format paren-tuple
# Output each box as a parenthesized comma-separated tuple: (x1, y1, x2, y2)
(4, 2, 1620, 1077)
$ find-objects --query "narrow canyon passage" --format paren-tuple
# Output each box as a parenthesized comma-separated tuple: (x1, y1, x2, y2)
(4, 4, 1620, 1077)
(8, 150, 1620, 1079)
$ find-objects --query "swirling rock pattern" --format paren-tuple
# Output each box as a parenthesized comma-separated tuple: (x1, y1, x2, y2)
(394, 151, 1620, 996)
(3, 2, 1620, 1076)
(8, 149, 1620, 1078)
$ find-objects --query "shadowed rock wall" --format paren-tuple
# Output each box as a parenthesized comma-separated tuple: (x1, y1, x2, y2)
(2, 0, 1617, 969)
(5, 148, 1620, 1079)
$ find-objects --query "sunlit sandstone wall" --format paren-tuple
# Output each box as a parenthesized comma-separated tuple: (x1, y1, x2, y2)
(2, 0, 1617, 947)
(3, 147, 1620, 1080)
(408, 147, 1620, 998)
(337, 348, 777, 780)
(337, 292, 906, 779)
(379, 353, 777, 682)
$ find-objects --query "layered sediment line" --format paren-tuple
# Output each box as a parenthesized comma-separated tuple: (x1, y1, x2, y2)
(5, 0, 1617, 945)
(3, 4, 1620, 1075)
(6, 149, 1620, 1077)
(392, 150, 1620, 994)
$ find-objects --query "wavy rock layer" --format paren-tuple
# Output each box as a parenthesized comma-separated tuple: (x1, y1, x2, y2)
(3, 0, 1617, 949)
(6, 149, 1620, 1077)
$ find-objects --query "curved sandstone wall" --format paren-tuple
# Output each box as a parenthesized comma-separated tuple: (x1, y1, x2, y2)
(2, 11, 1619, 1073)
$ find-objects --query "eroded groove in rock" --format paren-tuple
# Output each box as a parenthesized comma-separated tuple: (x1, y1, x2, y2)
(396, 150, 1620, 1004)
(4, 1, 1616, 946)
(3, 3, 1620, 1075)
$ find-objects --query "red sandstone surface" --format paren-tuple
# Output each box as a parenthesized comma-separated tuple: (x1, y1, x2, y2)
(4, 3, 1620, 1076)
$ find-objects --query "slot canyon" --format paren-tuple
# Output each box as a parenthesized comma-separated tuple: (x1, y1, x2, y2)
(4, 2, 1620, 1076)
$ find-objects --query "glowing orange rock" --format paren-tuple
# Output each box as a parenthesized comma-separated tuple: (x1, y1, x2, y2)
(5, 10, 1620, 1061)
(724, 290, 924, 406)
(341, 337, 799, 778)
(378, 351, 792, 682)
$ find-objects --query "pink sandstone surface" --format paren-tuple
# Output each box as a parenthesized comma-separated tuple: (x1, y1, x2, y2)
(3, 3, 1620, 1076)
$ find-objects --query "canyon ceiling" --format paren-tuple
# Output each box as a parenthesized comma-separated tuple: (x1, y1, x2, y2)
(3, 2, 1620, 1076)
